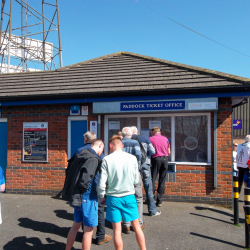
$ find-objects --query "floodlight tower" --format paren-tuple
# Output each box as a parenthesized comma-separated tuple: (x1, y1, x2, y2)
(0, 0, 63, 73)
(21, 0, 29, 71)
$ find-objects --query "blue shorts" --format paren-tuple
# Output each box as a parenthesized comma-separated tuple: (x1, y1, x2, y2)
(105, 194, 139, 223)
(74, 198, 98, 227)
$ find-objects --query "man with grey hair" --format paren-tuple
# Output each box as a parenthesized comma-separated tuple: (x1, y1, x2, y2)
(76, 132, 96, 154)
(237, 135, 250, 193)
(121, 127, 144, 233)
(131, 126, 161, 217)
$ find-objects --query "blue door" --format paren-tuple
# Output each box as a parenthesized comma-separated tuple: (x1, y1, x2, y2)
(0, 121, 7, 180)
(71, 120, 87, 158)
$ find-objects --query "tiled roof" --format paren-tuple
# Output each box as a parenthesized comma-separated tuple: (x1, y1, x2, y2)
(0, 52, 249, 100)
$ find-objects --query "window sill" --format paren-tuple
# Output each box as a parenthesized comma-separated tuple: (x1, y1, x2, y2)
(169, 162, 212, 166)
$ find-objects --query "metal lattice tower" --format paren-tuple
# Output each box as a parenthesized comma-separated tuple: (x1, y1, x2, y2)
(0, 0, 63, 73)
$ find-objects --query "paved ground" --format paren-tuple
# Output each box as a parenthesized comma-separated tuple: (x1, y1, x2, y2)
(0, 193, 247, 250)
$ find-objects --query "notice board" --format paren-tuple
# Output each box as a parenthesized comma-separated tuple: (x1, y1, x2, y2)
(23, 122, 48, 162)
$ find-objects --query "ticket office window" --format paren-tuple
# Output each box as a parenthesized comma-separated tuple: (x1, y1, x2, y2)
(140, 116, 171, 162)
(175, 115, 208, 163)
(105, 113, 211, 164)
(106, 117, 137, 154)
(107, 117, 137, 139)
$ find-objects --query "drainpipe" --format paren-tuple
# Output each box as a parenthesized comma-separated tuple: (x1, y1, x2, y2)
(214, 111, 217, 188)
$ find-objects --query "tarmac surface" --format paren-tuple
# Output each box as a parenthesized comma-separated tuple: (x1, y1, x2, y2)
(0, 193, 247, 250)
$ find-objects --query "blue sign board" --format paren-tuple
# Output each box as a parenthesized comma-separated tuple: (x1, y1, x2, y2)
(70, 105, 80, 115)
(233, 119, 242, 129)
(120, 101, 185, 111)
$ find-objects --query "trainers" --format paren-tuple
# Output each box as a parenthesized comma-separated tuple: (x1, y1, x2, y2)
(150, 211, 161, 217)
(156, 203, 162, 207)
(122, 225, 130, 234)
(97, 234, 112, 245)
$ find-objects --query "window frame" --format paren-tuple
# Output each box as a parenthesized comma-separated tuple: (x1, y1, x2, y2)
(104, 112, 211, 165)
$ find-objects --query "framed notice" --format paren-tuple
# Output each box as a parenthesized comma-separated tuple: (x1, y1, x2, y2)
(149, 121, 161, 129)
(90, 121, 98, 135)
(109, 121, 120, 130)
(23, 122, 48, 162)
(82, 106, 88, 115)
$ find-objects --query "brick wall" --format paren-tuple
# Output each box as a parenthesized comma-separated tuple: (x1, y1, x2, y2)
(160, 98, 233, 205)
(3, 103, 99, 195)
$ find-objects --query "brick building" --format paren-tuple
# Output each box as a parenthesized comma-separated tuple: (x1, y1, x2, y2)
(0, 52, 249, 205)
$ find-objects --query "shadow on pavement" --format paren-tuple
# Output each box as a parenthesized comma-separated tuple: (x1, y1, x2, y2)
(54, 210, 73, 221)
(18, 218, 82, 242)
(195, 206, 245, 223)
(195, 206, 233, 217)
(190, 213, 233, 225)
(3, 236, 76, 250)
(190, 232, 243, 248)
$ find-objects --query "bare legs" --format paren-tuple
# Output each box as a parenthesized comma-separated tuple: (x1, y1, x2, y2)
(65, 222, 93, 250)
(82, 226, 94, 250)
(131, 219, 146, 250)
(112, 219, 146, 250)
(65, 222, 81, 250)
(112, 222, 123, 250)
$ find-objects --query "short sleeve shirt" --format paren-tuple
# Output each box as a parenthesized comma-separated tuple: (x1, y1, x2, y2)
(149, 134, 170, 158)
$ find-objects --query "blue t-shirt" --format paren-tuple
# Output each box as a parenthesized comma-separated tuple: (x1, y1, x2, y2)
(0, 167, 5, 185)
(243, 171, 250, 188)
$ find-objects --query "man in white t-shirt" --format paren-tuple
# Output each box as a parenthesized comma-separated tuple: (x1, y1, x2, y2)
(237, 135, 250, 193)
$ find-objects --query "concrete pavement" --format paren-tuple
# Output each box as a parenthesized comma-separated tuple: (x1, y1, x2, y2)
(0, 193, 246, 249)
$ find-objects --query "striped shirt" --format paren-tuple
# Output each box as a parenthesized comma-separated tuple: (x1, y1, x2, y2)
(122, 137, 141, 168)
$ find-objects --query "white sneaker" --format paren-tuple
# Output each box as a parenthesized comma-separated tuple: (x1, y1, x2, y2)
(150, 211, 161, 217)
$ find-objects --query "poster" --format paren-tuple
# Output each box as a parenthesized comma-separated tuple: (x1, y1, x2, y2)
(90, 121, 98, 136)
(23, 122, 48, 162)
(82, 106, 88, 115)
(149, 121, 161, 129)
(109, 121, 120, 130)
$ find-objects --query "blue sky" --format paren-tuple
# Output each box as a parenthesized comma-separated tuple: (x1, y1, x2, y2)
(4, 0, 250, 78)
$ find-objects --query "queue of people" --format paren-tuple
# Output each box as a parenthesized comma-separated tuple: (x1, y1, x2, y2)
(63, 126, 170, 250)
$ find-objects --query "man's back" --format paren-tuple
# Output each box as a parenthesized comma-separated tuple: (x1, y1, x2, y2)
(132, 134, 155, 165)
(150, 134, 170, 158)
(122, 137, 141, 164)
(97, 150, 139, 198)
